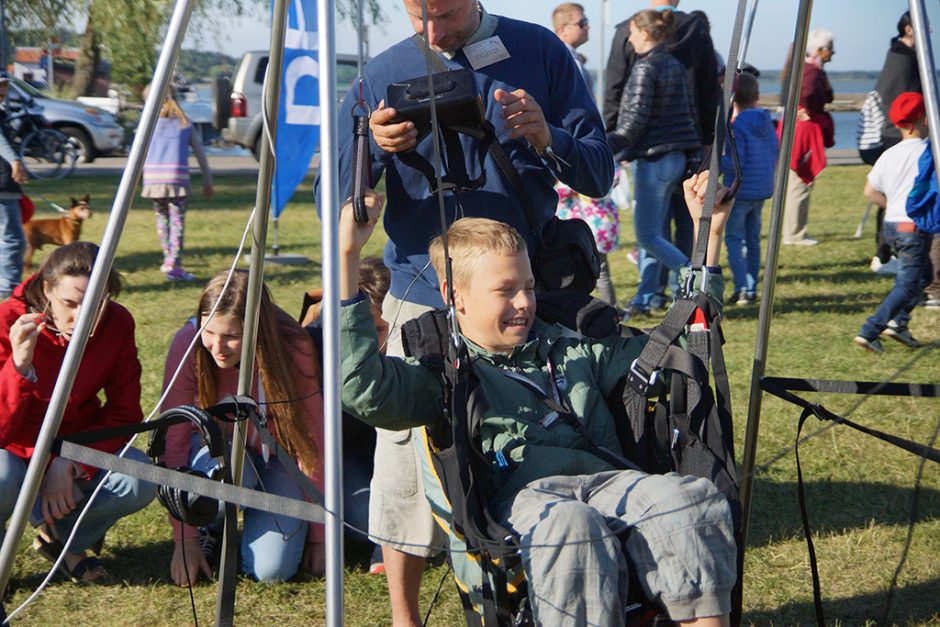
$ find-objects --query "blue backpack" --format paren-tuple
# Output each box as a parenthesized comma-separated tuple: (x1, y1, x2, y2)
(906, 140, 940, 234)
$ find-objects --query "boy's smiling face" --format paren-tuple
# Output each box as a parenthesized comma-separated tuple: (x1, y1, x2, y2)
(451, 251, 536, 354)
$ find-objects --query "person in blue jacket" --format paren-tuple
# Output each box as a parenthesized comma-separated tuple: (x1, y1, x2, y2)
(721, 72, 779, 305)
(318, 1, 613, 623)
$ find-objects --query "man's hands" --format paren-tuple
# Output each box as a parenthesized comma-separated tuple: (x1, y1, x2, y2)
(39, 457, 84, 528)
(683, 170, 734, 267)
(340, 189, 385, 300)
(170, 536, 213, 586)
(494, 88, 551, 152)
(202, 182, 214, 200)
(10, 312, 45, 377)
(11, 160, 27, 184)
(369, 100, 419, 154)
(367, 89, 551, 155)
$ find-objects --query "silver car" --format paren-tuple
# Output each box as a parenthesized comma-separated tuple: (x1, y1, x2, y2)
(6, 76, 124, 163)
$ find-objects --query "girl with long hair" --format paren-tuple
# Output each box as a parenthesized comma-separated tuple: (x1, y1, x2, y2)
(160, 270, 324, 585)
(0, 242, 155, 583)
(141, 85, 213, 281)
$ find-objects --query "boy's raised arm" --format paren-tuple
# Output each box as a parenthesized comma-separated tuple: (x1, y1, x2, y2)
(339, 190, 385, 300)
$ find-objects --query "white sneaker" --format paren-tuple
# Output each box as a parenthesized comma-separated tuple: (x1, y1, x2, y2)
(871, 256, 898, 275)
(785, 238, 819, 246)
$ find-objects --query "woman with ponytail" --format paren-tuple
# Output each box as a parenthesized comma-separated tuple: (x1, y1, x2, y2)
(607, 8, 701, 316)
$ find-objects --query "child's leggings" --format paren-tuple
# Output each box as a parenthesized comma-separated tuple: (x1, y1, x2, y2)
(153, 196, 188, 269)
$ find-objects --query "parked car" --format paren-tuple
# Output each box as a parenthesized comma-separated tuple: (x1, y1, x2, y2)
(5, 75, 124, 163)
(216, 51, 362, 160)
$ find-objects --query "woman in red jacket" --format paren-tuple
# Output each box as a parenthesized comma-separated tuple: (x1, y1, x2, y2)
(0, 242, 155, 583)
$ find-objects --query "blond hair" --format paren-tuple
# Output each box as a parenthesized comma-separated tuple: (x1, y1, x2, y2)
(552, 3, 585, 32)
(429, 218, 528, 292)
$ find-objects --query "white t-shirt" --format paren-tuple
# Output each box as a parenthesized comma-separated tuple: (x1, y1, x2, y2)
(867, 137, 929, 223)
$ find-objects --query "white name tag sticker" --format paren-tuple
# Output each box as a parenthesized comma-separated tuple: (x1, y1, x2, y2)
(464, 36, 511, 70)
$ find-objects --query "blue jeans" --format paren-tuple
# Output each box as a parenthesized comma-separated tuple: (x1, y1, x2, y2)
(190, 439, 308, 582)
(343, 444, 372, 544)
(0, 198, 25, 297)
(859, 223, 932, 340)
(724, 198, 765, 294)
(0, 447, 156, 552)
(632, 152, 688, 308)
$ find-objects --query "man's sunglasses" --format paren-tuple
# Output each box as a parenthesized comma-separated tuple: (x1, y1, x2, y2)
(570, 18, 589, 28)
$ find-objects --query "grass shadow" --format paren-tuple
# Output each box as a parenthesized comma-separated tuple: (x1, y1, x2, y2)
(743, 578, 940, 626)
(747, 478, 940, 548)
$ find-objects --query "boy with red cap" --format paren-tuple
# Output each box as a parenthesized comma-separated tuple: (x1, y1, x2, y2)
(855, 91, 933, 352)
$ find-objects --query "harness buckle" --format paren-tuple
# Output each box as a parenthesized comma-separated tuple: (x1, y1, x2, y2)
(627, 358, 659, 396)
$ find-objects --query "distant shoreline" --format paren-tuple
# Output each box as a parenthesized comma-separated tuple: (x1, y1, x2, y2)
(758, 93, 866, 112)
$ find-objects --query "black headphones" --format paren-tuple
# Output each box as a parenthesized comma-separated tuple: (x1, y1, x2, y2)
(147, 404, 231, 527)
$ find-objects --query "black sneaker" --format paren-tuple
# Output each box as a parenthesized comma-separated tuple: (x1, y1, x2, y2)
(882, 321, 921, 348)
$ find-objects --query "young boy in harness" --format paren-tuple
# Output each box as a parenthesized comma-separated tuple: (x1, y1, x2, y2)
(337, 171, 737, 626)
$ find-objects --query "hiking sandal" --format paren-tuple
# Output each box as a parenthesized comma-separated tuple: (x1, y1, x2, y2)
(63, 556, 110, 584)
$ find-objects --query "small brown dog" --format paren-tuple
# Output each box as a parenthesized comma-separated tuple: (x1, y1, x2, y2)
(23, 194, 93, 269)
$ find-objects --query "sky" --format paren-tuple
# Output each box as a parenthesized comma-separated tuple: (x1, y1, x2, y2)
(186, 0, 940, 76)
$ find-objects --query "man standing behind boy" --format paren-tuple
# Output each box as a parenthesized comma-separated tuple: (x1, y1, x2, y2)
(0, 77, 29, 300)
(855, 92, 932, 352)
(721, 72, 778, 305)
(323, 1, 612, 623)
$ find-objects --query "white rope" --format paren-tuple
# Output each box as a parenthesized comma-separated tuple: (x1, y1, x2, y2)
(3, 207, 257, 625)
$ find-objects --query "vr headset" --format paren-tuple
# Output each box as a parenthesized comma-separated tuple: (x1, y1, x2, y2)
(387, 68, 485, 141)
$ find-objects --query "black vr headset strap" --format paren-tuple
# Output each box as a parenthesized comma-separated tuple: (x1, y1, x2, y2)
(209, 394, 326, 506)
(484, 122, 545, 246)
(407, 34, 545, 246)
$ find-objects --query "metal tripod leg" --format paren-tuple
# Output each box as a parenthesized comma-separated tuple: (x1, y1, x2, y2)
(0, 0, 197, 597)
(854, 201, 875, 239)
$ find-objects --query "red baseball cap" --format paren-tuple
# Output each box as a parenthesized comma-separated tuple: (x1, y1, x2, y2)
(890, 92, 926, 127)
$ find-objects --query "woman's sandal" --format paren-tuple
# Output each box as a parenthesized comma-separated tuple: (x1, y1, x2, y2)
(33, 528, 110, 584)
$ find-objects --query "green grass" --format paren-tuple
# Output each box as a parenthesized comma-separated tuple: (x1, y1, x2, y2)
(4, 166, 939, 625)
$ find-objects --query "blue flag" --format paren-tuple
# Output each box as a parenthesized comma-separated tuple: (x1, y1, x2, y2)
(272, 0, 320, 217)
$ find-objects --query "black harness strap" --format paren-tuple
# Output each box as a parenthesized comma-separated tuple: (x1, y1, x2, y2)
(351, 111, 372, 223)
(794, 406, 827, 627)
(761, 376, 940, 627)
(761, 378, 940, 463)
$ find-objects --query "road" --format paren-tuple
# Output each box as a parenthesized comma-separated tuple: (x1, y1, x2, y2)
(72, 148, 860, 179)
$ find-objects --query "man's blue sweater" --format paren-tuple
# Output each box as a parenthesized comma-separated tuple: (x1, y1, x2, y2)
(323, 15, 613, 307)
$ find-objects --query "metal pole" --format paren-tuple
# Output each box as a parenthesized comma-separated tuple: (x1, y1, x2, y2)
(0, 0, 197, 595)
(0, 0, 7, 71)
(598, 0, 608, 106)
(909, 0, 940, 184)
(738, 0, 813, 554)
(357, 0, 365, 76)
(737, 0, 759, 69)
(213, 0, 290, 619)
(317, 0, 343, 623)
